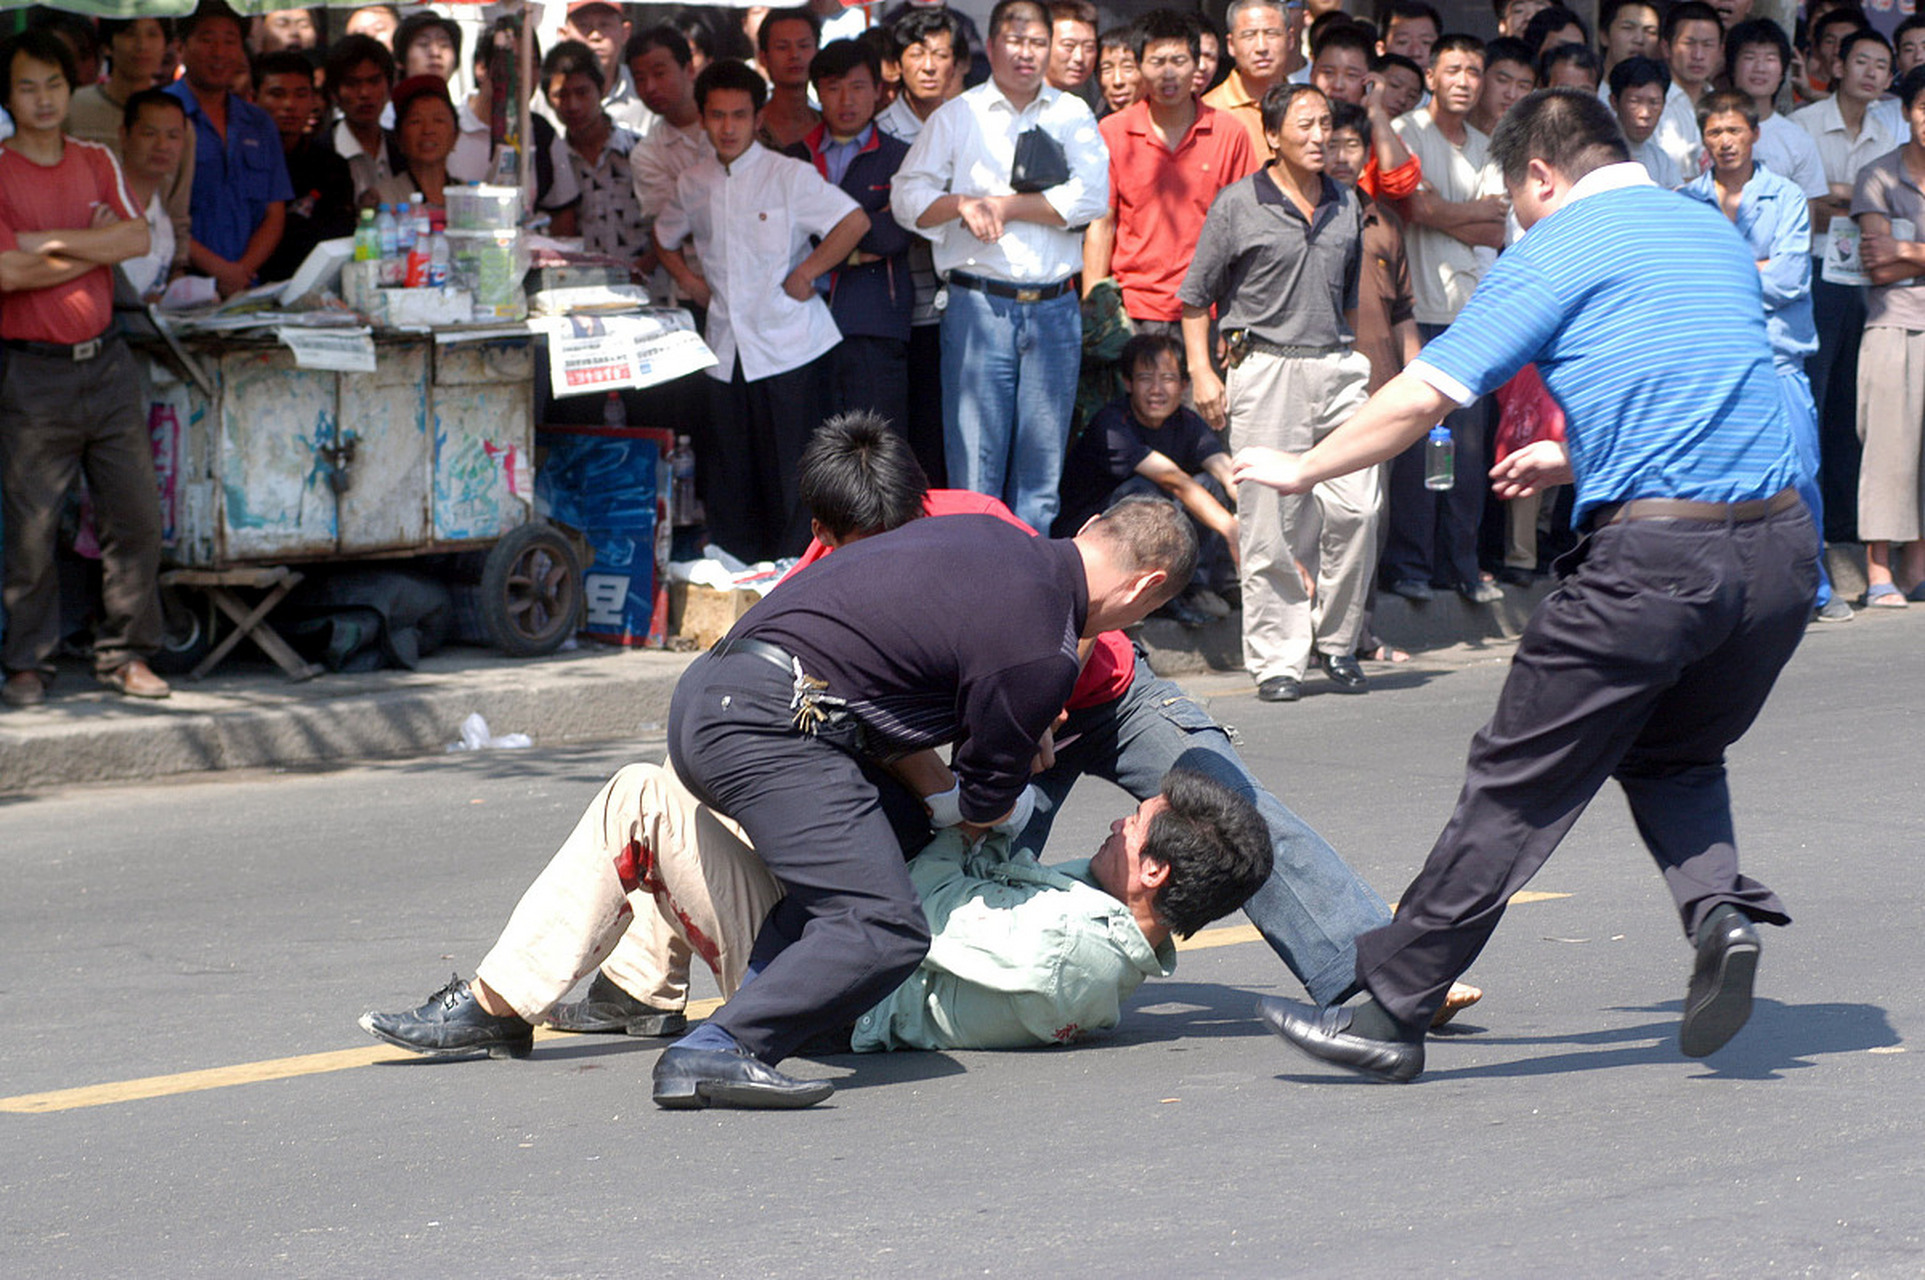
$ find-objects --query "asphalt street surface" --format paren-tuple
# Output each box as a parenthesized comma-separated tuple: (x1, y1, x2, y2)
(3, 612, 1921, 1279)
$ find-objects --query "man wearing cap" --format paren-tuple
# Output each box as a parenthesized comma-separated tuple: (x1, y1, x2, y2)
(560, 1, 657, 134)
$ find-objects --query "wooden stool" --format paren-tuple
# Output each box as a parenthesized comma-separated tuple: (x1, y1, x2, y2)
(159, 567, 325, 682)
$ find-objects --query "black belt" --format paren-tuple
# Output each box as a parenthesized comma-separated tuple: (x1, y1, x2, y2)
(709, 633, 794, 675)
(4, 334, 116, 362)
(1589, 487, 1801, 531)
(946, 271, 1075, 303)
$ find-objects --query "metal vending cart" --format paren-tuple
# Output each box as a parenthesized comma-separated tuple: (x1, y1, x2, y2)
(146, 330, 578, 678)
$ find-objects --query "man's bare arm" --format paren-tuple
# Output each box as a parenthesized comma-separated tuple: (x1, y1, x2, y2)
(0, 249, 96, 292)
(1234, 371, 1456, 494)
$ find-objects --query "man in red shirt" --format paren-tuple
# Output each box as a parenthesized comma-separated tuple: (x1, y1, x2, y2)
(0, 31, 168, 707)
(1085, 9, 1259, 331)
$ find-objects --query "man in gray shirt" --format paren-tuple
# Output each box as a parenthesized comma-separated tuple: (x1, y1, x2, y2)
(1180, 82, 1375, 704)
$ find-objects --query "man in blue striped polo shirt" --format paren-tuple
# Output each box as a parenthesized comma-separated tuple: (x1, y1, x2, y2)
(1234, 88, 1818, 1082)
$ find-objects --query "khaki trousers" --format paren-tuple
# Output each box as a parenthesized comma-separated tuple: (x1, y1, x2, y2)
(1227, 348, 1379, 682)
(474, 762, 779, 1022)
(1855, 325, 1925, 542)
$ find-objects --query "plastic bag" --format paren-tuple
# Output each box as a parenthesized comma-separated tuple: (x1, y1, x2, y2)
(448, 712, 532, 752)
(1492, 364, 1566, 463)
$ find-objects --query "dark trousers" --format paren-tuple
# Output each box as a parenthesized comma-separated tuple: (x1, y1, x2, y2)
(828, 335, 910, 441)
(667, 651, 932, 1064)
(1806, 277, 1864, 542)
(904, 323, 947, 488)
(1, 340, 162, 676)
(1379, 322, 1488, 590)
(705, 353, 828, 563)
(1354, 499, 1817, 1029)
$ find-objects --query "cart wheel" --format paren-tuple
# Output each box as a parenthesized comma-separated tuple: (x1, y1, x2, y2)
(480, 522, 581, 657)
(150, 583, 215, 676)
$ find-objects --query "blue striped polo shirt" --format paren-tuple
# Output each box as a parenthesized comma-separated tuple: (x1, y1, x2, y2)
(1408, 163, 1801, 528)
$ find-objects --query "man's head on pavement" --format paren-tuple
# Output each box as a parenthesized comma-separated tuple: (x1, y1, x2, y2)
(1491, 86, 1630, 229)
(1072, 497, 1197, 633)
(799, 412, 931, 546)
(1090, 770, 1272, 939)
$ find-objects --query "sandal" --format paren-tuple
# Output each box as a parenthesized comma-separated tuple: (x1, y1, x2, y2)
(1864, 582, 1908, 608)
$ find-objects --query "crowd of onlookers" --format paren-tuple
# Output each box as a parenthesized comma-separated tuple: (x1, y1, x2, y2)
(4, 0, 1925, 710)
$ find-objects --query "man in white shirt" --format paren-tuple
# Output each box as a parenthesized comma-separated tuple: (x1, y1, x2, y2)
(1725, 18, 1826, 202)
(1609, 55, 1684, 188)
(1793, 27, 1902, 543)
(323, 33, 400, 201)
(1653, 1, 1722, 180)
(627, 25, 709, 301)
(655, 60, 870, 563)
(116, 89, 186, 300)
(559, 0, 656, 134)
(891, 0, 1110, 535)
(1383, 33, 1507, 605)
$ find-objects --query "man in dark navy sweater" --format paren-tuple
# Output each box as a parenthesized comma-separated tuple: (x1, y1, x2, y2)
(653, 498, 1197, 1109)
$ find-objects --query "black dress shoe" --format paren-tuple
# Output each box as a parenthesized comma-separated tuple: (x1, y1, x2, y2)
(1387, 578, 1433, 602)
(1495, 565, 1539, 588)
(1256, 675, 1302, 702)
(359, 975, 534, 1060)
(1319, 652, 1369, 693)
(1679, 908, 1760, 1058)
(652, 1045, 835, 1110)
(1257, 997, 1425, 1082)
(543, 971, 689, 1037)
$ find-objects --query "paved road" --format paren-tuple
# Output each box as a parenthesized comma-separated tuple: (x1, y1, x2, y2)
(3, 613, 1921, 1278)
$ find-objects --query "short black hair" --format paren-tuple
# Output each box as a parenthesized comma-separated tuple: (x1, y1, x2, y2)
(99, 16, 176, 47)
(1809, 5, 1872, 49)
(1837, 28, 1894, 69)
(1085, 496, 1198, 603)
(989, 0, 1052, 41)
(326, 34, 395, 93)
(122, 85, 186, 132)
(1489, 86, 1630, 187)
(1540, 41, 1601, 85)
(1897, 14, 1925, 46)
(1099, 25, 1138, 56)
(695, 58, 768, 113)
(543, 39, 606, 94)
(179, 0, 246, 44)
(1120, 331, 1185, 381)
(1379, 1, 1443, 37)
(253, 48, 318, 90)
(1, 29, 78, 100)
(1663, 2, 1724, 46)
(1311, 19, 1376, 65)
(758, 6, 821, 56)
(1726, 18, 1793, 86)
(856, 25, 897, 71)
(1900, 63, 1925, 111)
(627, 24, 693, 71)
(1608, 52, 1670, 100)
(1373, 50, 1424, 82)
(1259, 81, 1328, 135)
(811, 37, 881, 87)
(1598, 0, 1662, 34)
(1329, 98, 1373, 151)
(798, 411, 930, 542)
(893, 7, 970, 64)
(1133, 9, 1201, 62)
(1430, 33, 1487, 64)
(670, 14, 717, 63)
(395, 11, 463, 68)
(1696, 87, 1760, 131)
(1142, 770, 1273, 939)
(1483, 35, 1536, 74)
(1522, 5, 1588, 57)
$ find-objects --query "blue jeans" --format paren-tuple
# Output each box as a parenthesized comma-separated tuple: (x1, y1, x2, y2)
(1019, 653, 1391, 1005)
(939, 284, 1080, 534)
(1777, 360, 1832, 608)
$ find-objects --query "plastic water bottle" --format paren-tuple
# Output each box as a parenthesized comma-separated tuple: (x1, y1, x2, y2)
(602, 391, 627, 428)
(396, 197, 419, 257)
(426, 231, 450, 287)
(670, 434, 699, 526)
(375, 203, 400, 285)
(1424, 424, 1456, 491)
(352, 207, 378, 261)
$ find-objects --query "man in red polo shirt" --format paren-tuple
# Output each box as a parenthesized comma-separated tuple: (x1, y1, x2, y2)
(1084, 9, 1258, 332)
(0, 30, 168, 707)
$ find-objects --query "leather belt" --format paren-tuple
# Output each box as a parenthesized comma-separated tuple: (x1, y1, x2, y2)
(709, 633, 795, 675)
(946, 270, 1075, 303)
(1589, 486, 1801, 530)
(5, 334, 114, 362)
(1245, 337, 1349, 359)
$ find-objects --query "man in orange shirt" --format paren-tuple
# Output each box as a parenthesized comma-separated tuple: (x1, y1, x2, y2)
(1203, 0, 1303, 160)
(1085, 9, 1259, 331)
(0, 31, 169, 708)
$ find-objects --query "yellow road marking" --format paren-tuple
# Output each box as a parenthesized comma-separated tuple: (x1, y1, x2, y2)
(0, 892, 1571, 1116)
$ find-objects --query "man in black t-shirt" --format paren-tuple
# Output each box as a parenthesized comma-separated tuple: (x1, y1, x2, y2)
(1054, 333, 1239, 621)
(254, 51, 357, 283)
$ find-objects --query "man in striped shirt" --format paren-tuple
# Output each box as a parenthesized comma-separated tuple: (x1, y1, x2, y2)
(1239, 89, 1814, 1082)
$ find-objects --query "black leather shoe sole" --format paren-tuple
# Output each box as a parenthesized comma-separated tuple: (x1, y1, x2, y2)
(1257, 676, 1302, 703)
(1258, 997, 1424, 1083)
(1319, 655, 1369, 693)
(1679, 923, 1760, 1058)
(652, 1048, 834, 1110)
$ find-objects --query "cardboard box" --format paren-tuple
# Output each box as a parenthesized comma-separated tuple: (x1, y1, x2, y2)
(668, 582, 763, 649)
